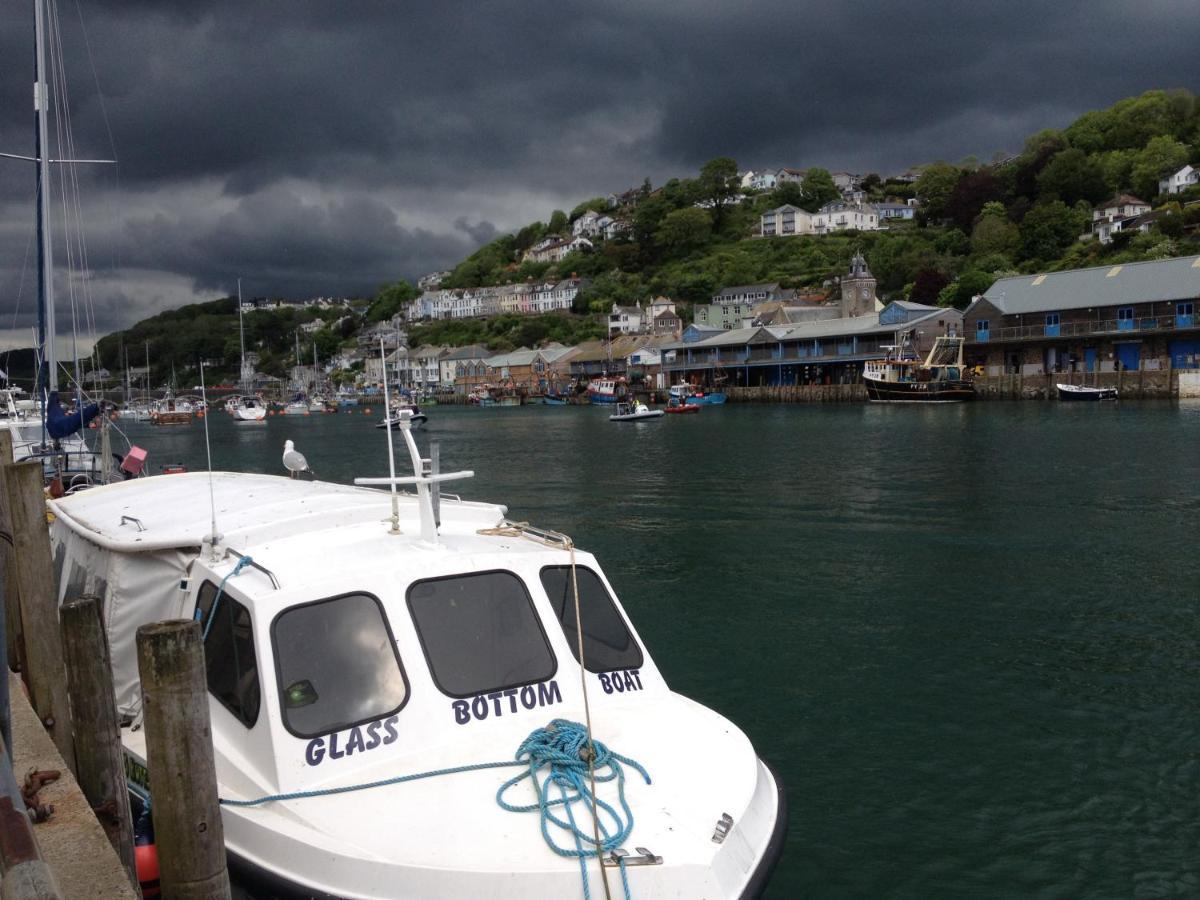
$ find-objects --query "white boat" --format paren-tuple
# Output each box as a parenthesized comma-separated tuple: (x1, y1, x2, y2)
(1056, 383, 1118, 401)
(46, 418, 785, 899)
(227, 394, 267, 422)
(282, 398, 310, 416)
(377, 404, 427, 429)
(609, 401, 665, 422)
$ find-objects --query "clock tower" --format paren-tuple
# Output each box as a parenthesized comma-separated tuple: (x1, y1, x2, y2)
(840, 251, 878, 318)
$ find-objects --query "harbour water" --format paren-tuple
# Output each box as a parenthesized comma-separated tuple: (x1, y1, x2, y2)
(114, 401, 1200, 897)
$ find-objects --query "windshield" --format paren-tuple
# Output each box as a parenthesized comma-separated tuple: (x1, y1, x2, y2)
(540, 566, 644, 673)
(272, 593, 408, 738)
(407, 571, 556, 697)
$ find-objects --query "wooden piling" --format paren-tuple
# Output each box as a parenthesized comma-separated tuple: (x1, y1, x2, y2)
(0, 432, 24, 676)
(3, 462, 72, 767)
(60, 597, 136, 890)
(135, 620, 231, 900)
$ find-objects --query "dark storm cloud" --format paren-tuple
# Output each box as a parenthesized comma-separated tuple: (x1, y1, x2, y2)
(2, 0, 1199, 345)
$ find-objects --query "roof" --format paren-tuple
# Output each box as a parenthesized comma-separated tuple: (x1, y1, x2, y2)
(48, 471, 507, 554)
(1095, 194, 1148, 209)
(665, 308, 951, 350)
(441, 343, 491, 361)
(714, 283, 780, 296)
(977, 254, 1200, 315)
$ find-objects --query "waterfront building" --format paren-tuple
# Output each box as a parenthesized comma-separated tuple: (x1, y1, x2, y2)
(663, 300, 962, 387)
(963, 254, 1200, 374)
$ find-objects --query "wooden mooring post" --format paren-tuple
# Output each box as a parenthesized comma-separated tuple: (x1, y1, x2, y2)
(2, 462, 72, 767)
(60, 597, 137, 891)
(0, 431, 24, 678)
(135, 620, 231, 900)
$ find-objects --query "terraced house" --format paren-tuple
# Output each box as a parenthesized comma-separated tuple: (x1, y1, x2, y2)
(962, 255, 1200, 375)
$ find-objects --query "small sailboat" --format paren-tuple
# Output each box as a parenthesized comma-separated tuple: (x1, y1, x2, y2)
(1056, 383, 1118, 401)
(228, 280, 266, 421)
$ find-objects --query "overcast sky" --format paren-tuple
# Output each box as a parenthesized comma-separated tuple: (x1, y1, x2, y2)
(1, 0, 1198, 351)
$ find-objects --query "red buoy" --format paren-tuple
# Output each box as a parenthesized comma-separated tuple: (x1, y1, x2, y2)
(135, 843, 160, 898)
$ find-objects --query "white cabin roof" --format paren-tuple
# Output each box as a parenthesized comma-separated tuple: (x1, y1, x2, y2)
(49, 471, 508, 555)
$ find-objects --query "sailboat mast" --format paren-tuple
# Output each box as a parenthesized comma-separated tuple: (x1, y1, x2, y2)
(237, 278, 247, 392)
(34, 0, 56, 392)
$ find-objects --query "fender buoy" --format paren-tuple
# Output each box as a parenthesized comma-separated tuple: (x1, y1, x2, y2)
(135, 844, 160, 898)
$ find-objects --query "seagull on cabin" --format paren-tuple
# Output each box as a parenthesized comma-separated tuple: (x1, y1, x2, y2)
(282, 440, 312, 479)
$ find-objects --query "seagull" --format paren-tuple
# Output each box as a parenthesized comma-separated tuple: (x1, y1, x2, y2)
(282, 440, 312, 479)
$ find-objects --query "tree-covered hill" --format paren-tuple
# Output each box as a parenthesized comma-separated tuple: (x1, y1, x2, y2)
(438, 89, 1200, 313)
(58, 88, 1200, 385)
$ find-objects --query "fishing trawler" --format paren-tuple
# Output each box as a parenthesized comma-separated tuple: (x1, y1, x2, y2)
(863, 330, 974, 403)
(47, 412, 785, 899)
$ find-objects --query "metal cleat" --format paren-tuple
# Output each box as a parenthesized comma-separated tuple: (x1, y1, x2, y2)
(603, 846, 662, 867)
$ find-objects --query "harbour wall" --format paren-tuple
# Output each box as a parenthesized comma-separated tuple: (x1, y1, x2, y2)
(970, 369, 1176, 400)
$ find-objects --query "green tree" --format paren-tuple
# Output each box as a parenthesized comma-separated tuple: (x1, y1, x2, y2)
(770, 181, 804, 208)
(655, 207, 712, 254)
(1130, 135, 1191, 198)
(971, 203, 1020, 257)
(547, 210, 569, 235)
(697, 157, 740, 231)
(366, 280, 417, 322)
(569, 198, 608, 221)
(1036, 148, 1109, 205)
(913, 162, 961, 221)
(798, 167, 840, 212)
(1019, 200, 1084, 262)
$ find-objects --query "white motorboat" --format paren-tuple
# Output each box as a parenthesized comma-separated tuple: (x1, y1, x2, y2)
(47, 417, 785, 899)
(377, 404, 427, 429)
(1056, 383, 1118, 401)
(609, 401, 664, 422)
(228, 394, 268, 421)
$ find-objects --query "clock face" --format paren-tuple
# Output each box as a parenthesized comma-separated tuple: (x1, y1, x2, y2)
(861, 288, 870, 299)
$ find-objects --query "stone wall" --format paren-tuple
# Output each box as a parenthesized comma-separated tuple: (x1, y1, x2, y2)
(728, 384, 867, 403)
(971, 369, 1177, 400)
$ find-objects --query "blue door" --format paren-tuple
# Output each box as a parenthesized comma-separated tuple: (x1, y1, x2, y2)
(1117, 307, 1134, 331)
(1084, 348, 1097, 372)
(1116, 344, 1140, 371)
(1169, 339, 1199, 369)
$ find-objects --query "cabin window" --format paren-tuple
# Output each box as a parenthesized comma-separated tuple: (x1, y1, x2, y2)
(539, 567, 643, 673)
(408, 571, 556, 698)
(196, 581, 260, 728)
(272, 593, 408, 739)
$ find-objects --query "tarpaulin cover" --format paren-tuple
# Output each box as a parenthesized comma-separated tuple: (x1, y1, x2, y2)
(51, 520, 196, 716)
(46, 391, 101, 440)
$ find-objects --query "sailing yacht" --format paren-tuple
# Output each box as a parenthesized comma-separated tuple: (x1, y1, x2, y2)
(1, 0, 146, 486)
(228, 281, 267, 421)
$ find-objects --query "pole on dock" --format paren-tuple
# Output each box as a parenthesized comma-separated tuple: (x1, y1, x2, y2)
(0, 432, 24, 679)
(60, 597, 136, 890)
(135, 620, 231, 900)
(2, 462, 72, 768)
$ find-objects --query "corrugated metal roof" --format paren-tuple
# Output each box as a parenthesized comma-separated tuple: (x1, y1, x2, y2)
(980, 254, 1200, 315)
(663, 308, 950, 350)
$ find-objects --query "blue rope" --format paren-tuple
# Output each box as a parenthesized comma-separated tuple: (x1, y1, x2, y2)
(196, 555, 254, 640)
(217, 719, 650, 900)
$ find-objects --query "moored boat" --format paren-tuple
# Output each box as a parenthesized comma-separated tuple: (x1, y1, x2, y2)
(1056, 383, 1118, 401)
(377, 404, 428, 428)
(664, 397, 699, 414)
(587, 377, 626, 405)
(609, 400, 664, 422)
(684, 390, 726, 406)
(863, 330, 974, 403)
(227, 394, 267, 421)
(46, 417, 786, 899)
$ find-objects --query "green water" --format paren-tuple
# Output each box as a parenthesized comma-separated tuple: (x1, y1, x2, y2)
(115, 401, 1200, 897)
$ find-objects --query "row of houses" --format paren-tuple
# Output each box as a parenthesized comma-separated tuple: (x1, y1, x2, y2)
(403, 278, 586, 321)
(759, 199, 916, 238)
(387, 252, 1200, 394)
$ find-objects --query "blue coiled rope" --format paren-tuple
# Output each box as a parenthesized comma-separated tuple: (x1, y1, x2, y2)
(196, 554, 254, 639)
(217, 719, 650, 899)
(497, 719, 651, 900)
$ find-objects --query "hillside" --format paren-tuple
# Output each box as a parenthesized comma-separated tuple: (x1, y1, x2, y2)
(58, 89, 1199, 385)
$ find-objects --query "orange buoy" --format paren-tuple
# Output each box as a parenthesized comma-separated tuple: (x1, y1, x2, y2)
(135, 843, 160, 898)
